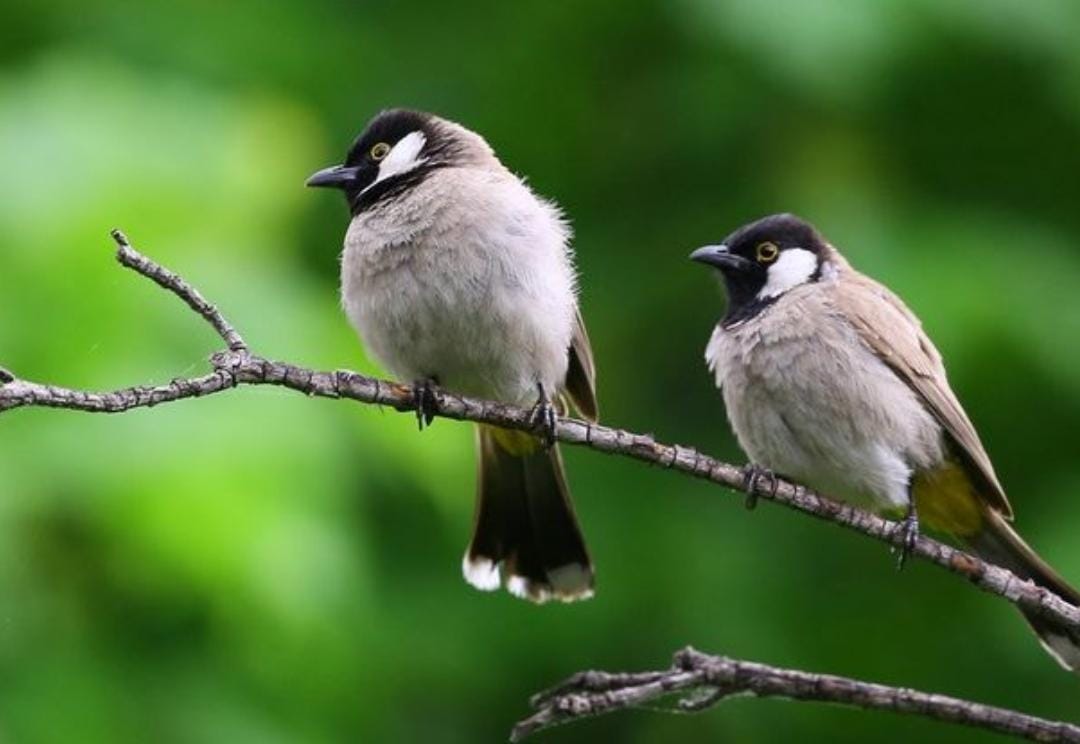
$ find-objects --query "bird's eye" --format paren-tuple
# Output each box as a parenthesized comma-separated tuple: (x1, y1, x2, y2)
(755, 242, 780, 263)
(369, 142, 392, 160)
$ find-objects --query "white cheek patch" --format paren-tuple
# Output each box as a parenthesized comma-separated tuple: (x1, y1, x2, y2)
(367, 130, 428, 191)
(759, 247, 819, 299)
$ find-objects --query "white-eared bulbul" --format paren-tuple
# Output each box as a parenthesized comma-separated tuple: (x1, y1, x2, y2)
(692, 213, 1080, 671)
(307, 109, 597, 603)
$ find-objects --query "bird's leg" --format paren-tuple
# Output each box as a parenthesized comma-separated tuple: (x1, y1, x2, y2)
(741, 463, 776, 511)
(529, 382, 558, 448)
(894, 499, 920, 570)
(413, 376, 440, 430)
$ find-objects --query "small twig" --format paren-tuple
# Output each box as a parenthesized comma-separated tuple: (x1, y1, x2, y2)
(111, 229, 247, 352)
(1, 232, 1078, 640)
(511, 647, 1080, 742)
(529, 670, 669, 707)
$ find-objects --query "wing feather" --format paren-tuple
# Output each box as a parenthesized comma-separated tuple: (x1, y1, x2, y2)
(830, 256, 1012, 518)
(563, 307, 599, 422)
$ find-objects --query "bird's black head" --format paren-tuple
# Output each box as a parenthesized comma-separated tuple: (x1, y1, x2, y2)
(690, 213, 830, 326)
(306, 109, 460, 215)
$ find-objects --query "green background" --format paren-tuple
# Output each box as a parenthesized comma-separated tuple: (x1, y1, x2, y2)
(2, 1, 1080, 741)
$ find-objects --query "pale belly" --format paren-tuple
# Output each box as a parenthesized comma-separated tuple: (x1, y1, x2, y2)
(342, 250, 571, 408)
(710, 304, 945, 514)
(723, 373, 917, 512)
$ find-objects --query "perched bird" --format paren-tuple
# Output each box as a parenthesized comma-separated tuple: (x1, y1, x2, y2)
(691, 213, 1080, 670)
(306, 109, 597, 602)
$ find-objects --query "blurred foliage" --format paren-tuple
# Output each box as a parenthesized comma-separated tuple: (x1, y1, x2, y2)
(2, 0, 1080, 741)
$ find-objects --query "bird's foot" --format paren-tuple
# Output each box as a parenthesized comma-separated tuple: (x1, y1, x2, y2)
(893, 506, 920, 570)
(529, 383, 558, 448)
(413, 377, 439, 430)
(741, 463, 777, 511)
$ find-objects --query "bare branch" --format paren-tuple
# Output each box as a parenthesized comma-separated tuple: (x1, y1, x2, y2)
(1, 232, 1078, 641)
(512, 647, 1080, 742)
(5, 231, 1079, 739)
(111, 229, 247, 352)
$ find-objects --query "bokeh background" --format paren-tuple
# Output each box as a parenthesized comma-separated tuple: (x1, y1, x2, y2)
(2, 1, 1080, 741)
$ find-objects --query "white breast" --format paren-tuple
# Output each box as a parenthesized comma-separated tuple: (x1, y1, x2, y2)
(340, 167, 577, 407)
(706, 281, 945, 512)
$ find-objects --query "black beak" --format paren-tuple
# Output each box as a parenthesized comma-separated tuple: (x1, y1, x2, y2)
(306, 164, 361, 189)
(689, 244, 754, 272)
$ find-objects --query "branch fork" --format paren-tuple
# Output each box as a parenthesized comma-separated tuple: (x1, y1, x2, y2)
(2, 230, 1078, 742)
(512, 647, 1080, 742)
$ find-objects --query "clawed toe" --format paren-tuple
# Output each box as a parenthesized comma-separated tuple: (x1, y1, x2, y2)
(741, 463, 776, 511)
(893, 507, 920, 570)
(414, 377, 439, 430)
(529, 383, 558, 448)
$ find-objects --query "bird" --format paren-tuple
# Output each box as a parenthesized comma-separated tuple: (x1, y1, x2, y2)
(306, 109, 597, 603)
(690, 212, 1080, 671)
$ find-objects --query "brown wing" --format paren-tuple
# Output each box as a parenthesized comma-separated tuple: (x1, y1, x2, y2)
(562, 307, 599, 422)
(830, 256, 1012, 518)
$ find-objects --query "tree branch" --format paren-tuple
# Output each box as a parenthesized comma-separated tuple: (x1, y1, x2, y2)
(511, 647, 1080, 742)
(112, 229, 248, 352)
(1, 232, 1077, 640)
(4, 231, 1079, 739)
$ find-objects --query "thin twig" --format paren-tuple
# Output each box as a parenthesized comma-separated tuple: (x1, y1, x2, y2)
(0, 232, 1078, 639)
(511, 647, 1080, 742)
(111, 229, 247, 352)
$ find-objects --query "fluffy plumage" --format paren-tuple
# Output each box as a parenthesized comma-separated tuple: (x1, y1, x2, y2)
(696, 213, 1080, 671)
(341, 160, 578, 407)
(309, 109, 596, 602)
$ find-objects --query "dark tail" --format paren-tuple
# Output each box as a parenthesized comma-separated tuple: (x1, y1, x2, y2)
(968, 509, 1080, 671)
(462, 425, 593, 603)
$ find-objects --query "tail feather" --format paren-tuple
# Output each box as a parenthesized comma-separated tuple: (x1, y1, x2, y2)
(969, 509, 1080, 671)
(463, 425, 593, 603)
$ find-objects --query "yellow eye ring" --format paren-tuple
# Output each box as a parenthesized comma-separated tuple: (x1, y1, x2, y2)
(370, 142, 392, 160)
(755, 241, 780, 263)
